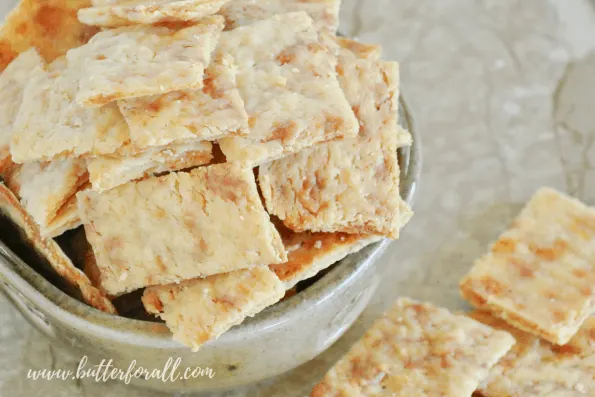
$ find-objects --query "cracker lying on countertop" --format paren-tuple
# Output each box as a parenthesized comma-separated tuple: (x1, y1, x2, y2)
(78, 163, 287, 296)
(4, 158, 88, 237)
(79, 0, 229, 28)
(0, 0, 98, 71)
(87, 140, 213, 192)
(218, 12, 358, 166)
(311, 298, 516, 397)
(68, 16, 224, 108)
(470, 311, 595, 397)
(460, 187, 595, 345)
(219, 0, 341, 33)
(143, 267, 284, 351)
(0, 183, 116, 314)
(117, 53, 248, 150)
(259, 49, 412, 237)
(10, 57, 130, 163)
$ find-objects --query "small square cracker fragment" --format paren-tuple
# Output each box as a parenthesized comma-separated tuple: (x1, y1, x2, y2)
(79, 0, 230, 28)
(217, 12, 358, 166)
(0, 183, 115, 314)
(219, 0, 340, 33)
(10, 57, 130, 163)
(142, 267, 284, 351)
(310, 298, 515, 397)
(68, 16, 224, 108)
(259, 50, 411, 237)
(470, 311, 595, 397)
(78, 163, 287, 296)
(460, 187, 595, 345)
(87, 140, 213, 192)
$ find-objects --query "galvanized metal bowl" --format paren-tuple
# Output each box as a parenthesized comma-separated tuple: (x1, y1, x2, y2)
(0, 97, 420, 393)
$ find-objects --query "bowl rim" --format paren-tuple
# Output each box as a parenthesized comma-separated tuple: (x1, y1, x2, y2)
(0, 96, 421, 347)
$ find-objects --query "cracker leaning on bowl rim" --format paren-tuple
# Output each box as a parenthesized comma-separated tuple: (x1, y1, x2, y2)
(143, 266, 285, 351)
(460, 187, 595, 345)
(469, 310, 595, 397)
(68, 15, 224, 108)
(311, 298, 515, 397)
(217, 12, 359, 166)
(78, 0, 230, 28)
(78, 163, 287, 296)
(0, 183, 116, 314)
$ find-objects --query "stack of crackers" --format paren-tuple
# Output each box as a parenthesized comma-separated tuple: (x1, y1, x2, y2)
(0, 0, 412, 350)
(312, 187, 595, 396)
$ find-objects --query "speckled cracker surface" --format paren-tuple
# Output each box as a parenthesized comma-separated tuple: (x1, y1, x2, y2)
(311, 298, 515, 397)
(4, 158, 87, 237)
(0, 0, 98, 71)
(10, 57, 130, 163)
(78, 164, 287, 296)
(79, 0, 229, 28)
(87, 140, 213, 192)
(143, 267, 284, 351)
(259, 52, 412, 237)
(68, 16, 223, 108)
(470, 311, 595, 397)
(460, 187, 595, 345)
(219, 0, 340, 33)
(0, 183, 115, 314)
(217, 12, 358, 166)
(118, 54, 248, 150)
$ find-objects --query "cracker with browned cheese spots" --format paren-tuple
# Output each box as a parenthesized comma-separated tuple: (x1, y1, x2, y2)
(87, 140, 213, 192)
(259, 45, 412, 237)
(4, 159, 88, 237)
(0, 0, 98, 72)
(117, 53, 249, 152)
(217, 12, 358, 166)
(311, 298, 515, 397)
(219, 0, 340, 33)
(78, 0, 229, 28)
(460, 187, 595, 345)
(10, 56, 130, 163)
(470, 311, 595, 397)
(142, 267, 284, 351)
(332, 36, 382, 60)
(77, 163, 287, 296)
(0, 183, 116, 313)
(69, 16, 223, 108)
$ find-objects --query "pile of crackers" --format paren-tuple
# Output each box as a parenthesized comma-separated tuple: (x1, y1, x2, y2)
(312, 188, 595, 396)
(0, 0, 412, 350)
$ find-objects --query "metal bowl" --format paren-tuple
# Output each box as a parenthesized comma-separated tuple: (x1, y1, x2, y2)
(0, 97, 420, 393)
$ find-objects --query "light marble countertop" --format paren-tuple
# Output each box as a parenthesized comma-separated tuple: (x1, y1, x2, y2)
(1, 0, 595, 396)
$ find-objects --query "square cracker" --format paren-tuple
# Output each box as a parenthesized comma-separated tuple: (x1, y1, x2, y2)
(77, 163, 287, 296)
(311, 298, 515, 397)
(142, 267, 284, 351)
(460, 187, 595, 345)
(0, 0, 99, 72)
(217, 12, 358, 166)
(4, 158, 88, 238)
(259, 51, 412, 237)
(78, 0, 229, 28)
(68, 16, 224, 108)
(10, 57, 130, 163)
(117, 53, 248, 151)
(87, 140, 213, 192)
(219, 0, 340, 33)
(0, 49, 44, 166)
(0, 183, 115, 314)
(470, 311, 595, 397)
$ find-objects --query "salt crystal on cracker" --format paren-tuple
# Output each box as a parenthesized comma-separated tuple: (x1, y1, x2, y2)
(78, 163, 287, 296)
(311, 298, 515, 397)
(143, 267, 284, 351)
(460, 187, 595, 345)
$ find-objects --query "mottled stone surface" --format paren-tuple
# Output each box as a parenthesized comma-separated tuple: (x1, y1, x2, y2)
(1, 0, 595, 395)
